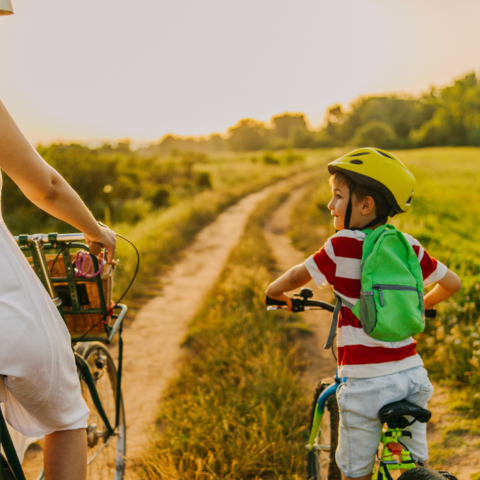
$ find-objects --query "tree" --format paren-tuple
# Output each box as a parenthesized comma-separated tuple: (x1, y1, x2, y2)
(352, 121, 397, 149)
(410, 73, 480, 147)
(227, 119, 268, 151)
(271, 113, 307, 139)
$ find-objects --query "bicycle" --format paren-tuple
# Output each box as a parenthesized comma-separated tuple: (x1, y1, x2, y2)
(265, 288, 456, 480)
(0, 231, 132, 480)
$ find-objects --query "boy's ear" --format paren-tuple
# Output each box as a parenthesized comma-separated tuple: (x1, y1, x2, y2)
(362, 196, 376, 215)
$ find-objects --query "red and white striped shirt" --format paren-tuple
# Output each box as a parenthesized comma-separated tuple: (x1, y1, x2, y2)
(305, 229, 447, 378)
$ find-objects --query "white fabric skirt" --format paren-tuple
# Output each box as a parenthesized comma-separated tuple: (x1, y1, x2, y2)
(0, 221, 89, 437)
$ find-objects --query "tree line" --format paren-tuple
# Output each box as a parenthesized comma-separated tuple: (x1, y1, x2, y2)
(146, 71, 480, 152)
(3, 145, 212, 234)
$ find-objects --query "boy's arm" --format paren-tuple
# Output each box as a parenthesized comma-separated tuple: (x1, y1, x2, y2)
(424, 269, 461, 309)
(265, 264, 312, 311)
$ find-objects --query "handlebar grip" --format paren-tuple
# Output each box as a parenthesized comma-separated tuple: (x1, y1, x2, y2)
(425, 309, 437, 318)
(89, 242, 103, 256)
(265, 296, 287, 306)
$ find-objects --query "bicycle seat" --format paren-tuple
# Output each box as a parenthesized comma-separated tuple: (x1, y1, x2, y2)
(378, 399, 431, 429)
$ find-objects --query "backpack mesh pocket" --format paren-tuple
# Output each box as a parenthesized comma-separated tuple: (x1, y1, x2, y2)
(359, 290, 376, 335)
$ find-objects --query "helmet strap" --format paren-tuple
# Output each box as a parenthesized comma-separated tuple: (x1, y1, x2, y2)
(345, 179, 388, 230)
(344, 181, 355, 230)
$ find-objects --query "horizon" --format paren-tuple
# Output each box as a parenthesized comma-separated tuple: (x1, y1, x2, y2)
(1, 0, 479, 145)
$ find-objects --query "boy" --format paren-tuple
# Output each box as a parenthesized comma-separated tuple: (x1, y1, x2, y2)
(265, 148, 461, 480)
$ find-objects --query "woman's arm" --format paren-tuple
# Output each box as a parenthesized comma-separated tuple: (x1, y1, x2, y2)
(424, 269, 461, 310)
(0, 100, 116, 262)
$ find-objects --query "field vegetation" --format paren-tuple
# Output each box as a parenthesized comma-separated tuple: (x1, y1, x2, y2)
(141, 187, 313, 479)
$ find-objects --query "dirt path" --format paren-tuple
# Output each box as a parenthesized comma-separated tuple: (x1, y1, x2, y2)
(121, 172, 315, 473)
(263, 185, 336, 390)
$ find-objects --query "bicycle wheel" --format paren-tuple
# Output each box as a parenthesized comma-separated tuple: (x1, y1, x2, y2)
(0, 454, 15, 480)
(399, 468, 450, 480)
(307, 382, 341, 480)
(77, 342, 126, 480)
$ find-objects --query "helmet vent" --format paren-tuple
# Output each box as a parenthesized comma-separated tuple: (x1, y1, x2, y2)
(350, 160, 363, 165)
(376, 150, 395, 160)
(348, 152, 369, 157)
(405, 196, 413, 206)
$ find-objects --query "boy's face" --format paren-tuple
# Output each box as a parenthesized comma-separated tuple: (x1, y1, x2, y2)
(328, 181, 350, 230)
(328, 181, 367, 230)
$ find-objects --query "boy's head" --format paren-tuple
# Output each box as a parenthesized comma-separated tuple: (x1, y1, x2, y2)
(327, 148, 416, 230)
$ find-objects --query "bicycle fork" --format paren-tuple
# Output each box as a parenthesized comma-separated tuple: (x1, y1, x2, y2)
(307, 382, 339, 450)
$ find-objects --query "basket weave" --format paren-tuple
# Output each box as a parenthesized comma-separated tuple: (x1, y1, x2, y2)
(32, 254, 114, 335)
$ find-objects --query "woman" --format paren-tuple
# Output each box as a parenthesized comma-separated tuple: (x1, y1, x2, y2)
(0, 99, 115, 479)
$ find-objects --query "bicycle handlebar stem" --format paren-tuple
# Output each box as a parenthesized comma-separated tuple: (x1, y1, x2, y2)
(31, 237, 62, 306)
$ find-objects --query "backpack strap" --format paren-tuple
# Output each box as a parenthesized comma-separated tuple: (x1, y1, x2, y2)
(324, 293, 355, 350)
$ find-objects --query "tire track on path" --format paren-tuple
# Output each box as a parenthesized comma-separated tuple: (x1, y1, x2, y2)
(122, 172, 315, 472)
(263, 186, 336, 392)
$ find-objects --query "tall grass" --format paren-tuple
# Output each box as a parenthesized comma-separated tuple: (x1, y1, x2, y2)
(140, 190, 311, 479)
(394, 148, 480, 415)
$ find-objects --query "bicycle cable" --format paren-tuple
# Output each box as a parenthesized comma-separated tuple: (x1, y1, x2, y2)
(112, 232, 140, 307)
(331, 336, 337, 362)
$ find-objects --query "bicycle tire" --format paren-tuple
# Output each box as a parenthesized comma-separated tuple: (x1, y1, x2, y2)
(399, 468, 449, 480)
(77, 342, 126, 480)
(0, 454, 15, 480)
(307, 382, 341, 480)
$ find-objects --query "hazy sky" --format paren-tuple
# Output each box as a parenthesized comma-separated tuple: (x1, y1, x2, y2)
(1, 0, 479, 144)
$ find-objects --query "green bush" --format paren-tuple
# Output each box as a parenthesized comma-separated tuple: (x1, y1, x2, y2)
(352, 120, 397, 149)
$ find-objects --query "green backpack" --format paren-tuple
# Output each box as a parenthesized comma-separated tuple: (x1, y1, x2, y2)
(323, 224, 426, 350)
(352, 224, 425, 341)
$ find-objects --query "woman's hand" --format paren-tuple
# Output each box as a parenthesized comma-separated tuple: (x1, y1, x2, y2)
(84, 225, 116, 264)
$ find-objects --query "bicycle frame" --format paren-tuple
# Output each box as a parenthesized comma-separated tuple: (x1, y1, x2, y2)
(0, 408, 26, 480)
(372, 428, 416, 479)
(307, 373, 418, 479)
(307, 375, 342, 450)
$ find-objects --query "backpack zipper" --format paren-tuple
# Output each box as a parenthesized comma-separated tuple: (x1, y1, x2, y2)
(372, 284, 418, 307)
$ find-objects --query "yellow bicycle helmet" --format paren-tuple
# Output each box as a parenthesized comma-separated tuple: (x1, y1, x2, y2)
(328, 148, 416, 229)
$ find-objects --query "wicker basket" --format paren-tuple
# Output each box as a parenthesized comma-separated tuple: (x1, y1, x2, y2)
(31, 254, 115, 336)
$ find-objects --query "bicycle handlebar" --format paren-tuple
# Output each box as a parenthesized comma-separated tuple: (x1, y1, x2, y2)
(265, 287, 437, 318)
(13, 232, 102, 255)
(265, 293, 335, 313)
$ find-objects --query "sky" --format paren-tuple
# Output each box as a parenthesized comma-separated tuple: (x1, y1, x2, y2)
(0, 0, 479, 145)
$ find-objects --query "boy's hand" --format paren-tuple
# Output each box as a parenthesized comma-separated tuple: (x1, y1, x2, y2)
(265, 263, 312, 312)
(265, 291, 293, 311)
(279, 294, 293, 311)
(424, 269, 461, 309)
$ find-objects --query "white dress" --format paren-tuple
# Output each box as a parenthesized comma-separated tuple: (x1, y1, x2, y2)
(0, 174, 89, 438)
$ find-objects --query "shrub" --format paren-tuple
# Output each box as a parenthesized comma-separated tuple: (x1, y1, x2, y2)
(352, 120, 397, 149)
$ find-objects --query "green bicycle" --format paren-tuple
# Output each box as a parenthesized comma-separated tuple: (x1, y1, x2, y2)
(266, 288, 457, 480)
(0, 231, 132, 480)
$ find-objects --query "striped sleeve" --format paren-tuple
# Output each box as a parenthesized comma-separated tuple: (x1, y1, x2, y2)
(403, 234, 448, 286)
(304, 239, 336, 287)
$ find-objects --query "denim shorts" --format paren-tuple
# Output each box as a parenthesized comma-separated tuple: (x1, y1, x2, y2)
(335, 366, 434, 478)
